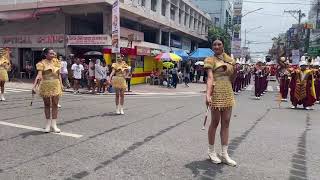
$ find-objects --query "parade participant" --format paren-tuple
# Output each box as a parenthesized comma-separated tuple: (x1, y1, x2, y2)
(205, 39, 237, 166)
(289, 60, 316, 110)
(254, 61, 263, 99)
(277, 57, 290, 101)
(312, 57, 320, 103)
(33, 48, 63, 132)
(0, 48, 11, 101)
(233, 59, 241, 95)
(109, 55, 129, 115)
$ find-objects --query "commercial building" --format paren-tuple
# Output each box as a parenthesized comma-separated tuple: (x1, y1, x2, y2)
(191, 0, 233, 34)
(308, 0, 320, 56)
(0, 0, 211, 84)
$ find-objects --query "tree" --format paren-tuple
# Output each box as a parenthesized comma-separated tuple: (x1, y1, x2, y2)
(208, 26, 231, 54)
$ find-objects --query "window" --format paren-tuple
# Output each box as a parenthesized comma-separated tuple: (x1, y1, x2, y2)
(170, 6, 176, 20)
(179, 10, 182, 24)
(162, 0, 167, 16)
(141, 0, 145, 7)
(151, 0, 157, 11)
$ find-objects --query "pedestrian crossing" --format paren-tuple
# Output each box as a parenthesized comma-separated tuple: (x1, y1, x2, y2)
(5, 88, 30, 94)
(245, 85, 280, 92)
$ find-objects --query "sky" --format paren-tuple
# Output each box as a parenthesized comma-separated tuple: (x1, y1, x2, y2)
(241, 0, 311, 55)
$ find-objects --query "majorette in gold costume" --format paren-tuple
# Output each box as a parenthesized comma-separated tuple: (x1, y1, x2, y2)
(36, 58, 62, 97)
(111, 61, 128, 90)
(0, 48, 11, 82)
(204, 53, 236, 110)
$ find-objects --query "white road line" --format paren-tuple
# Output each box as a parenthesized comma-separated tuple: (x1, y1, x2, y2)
(267, 86, 273, 92)
(6, 88, 30, 92)
(0, 121, 83, 138)
(276, 86, 280, 91)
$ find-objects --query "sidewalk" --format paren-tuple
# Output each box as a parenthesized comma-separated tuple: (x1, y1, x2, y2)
(5, 79, 206, 95)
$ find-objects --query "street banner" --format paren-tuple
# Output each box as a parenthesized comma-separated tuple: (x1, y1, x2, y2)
(66, 35, 110, 45)
(112, 0, 120, 53)
(231, 38, 241, 58)
(292, 49, 300, 65)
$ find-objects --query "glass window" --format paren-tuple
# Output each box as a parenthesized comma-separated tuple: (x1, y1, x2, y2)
(151, 0, 157, 11)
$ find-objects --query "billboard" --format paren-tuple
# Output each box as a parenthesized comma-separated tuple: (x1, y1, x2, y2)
(231, 38, 242, 58)
(112, 0, 120, 53)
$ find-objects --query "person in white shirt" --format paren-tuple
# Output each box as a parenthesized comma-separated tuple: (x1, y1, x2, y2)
(71, 58, 84, 94)
(88, 59, 96, 93)
(98, 61, 109, 93)
(60, 55, 70, 89)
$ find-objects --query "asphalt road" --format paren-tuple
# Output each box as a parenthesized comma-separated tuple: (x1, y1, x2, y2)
(0, 82, 319, 180)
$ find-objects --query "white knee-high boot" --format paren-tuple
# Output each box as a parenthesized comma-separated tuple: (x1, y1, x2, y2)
(221, 145, 237, 166)
(208, 144, 221, 164)
(44, 119, 51, 133)
(51, 119, 61, 133)
(116, 105, 120, 114)
(120, 105, 124, 115)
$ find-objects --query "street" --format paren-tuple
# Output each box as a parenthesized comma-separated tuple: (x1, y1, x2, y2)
(0, 82, 319, 180)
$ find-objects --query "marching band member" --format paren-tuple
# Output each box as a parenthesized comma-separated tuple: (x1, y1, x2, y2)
(0, 48, 11, 101)
(205, 39, 237, 166)
(289, 60, 316, 110)
(254, 60, 263, 100)
(277, 57, 290, 101)
(33, 48, 63, 133)
(312, 57, 320, 104)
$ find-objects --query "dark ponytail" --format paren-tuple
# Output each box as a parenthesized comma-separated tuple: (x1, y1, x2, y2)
(41, 48, 53, 59)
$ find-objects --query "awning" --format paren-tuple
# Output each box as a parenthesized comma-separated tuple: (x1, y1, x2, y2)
(189, 48, 214, 60)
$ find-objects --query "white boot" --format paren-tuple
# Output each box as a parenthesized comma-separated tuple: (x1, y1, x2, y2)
(116, 105, 121, 114)
(0, 93, 5, 101)
(51, 119, 61, 133)
(120, 105, 124, 115)
(220, 145, 237, 166)
(44, 119, 51, 133)
(208, 145, 221, 164)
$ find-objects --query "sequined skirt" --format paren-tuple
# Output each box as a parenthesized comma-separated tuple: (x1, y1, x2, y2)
(112, 76, 127, 90)
(0, 68, 8, 82)
(210, 80, 235, 110)
(39, 79, 62, 97)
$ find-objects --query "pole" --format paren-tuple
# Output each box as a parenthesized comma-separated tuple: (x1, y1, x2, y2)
(245, 29, 247, 47)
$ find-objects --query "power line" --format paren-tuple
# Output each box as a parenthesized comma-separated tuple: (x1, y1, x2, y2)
(243, 0, 314, 5)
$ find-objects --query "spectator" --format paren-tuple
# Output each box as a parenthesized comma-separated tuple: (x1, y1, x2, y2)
(95, 59, 103, 93)
(60, 55, 70, 89)
(88, 58, 96, 93)
(171, 64, 178, 88)
(100, 61, 108, 93)
(126, 64, 132, 92)
(71, 58, 84, 94)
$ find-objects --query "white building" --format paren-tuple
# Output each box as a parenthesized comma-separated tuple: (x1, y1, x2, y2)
(0, 0, 211, 78)
(191, 0, 233, 33)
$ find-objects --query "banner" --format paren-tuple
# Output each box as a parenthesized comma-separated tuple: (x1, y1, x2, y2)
(292, 49, 300, 65)
(0, 34, 64, 48)
(112, 0, 120, 53)
(66, 35, 110, 45)
(231, 38, 241, 58)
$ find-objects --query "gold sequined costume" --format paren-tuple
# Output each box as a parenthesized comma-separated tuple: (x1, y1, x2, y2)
(204, 53, 236, 110)
(111, 62, 128, 90)
(36, 59, 62, 97)
(0, 48, 11, 82)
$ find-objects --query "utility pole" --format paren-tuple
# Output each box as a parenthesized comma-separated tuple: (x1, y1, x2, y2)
(284, 10, 305, 24)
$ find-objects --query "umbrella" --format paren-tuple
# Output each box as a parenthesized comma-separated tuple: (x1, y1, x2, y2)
(195, 61, 204, 66)
(173, 50, 189, 61)
(155, 53, 182, 62)
(189, 48, 214, 60)
(163, 62, 175, 69)
(84, 51, 103, 56)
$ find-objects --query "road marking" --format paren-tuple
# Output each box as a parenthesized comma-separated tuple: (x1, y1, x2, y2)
(0, 121, 83, 138)
(5, 88, 30, 94)
(267, 86, 273, 92)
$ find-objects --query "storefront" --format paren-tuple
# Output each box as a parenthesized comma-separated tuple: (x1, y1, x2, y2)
(0, 34, 65, 72)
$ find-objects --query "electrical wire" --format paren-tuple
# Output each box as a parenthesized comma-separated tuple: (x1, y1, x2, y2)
(243, 0, 314, 5)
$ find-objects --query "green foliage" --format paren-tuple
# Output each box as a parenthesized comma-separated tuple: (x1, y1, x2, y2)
(208, 26, 231, 54)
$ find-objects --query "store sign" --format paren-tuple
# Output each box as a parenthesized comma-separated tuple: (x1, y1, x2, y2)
(136, 46, 151, 56)
(0, 34, 64, 48)
(66, 35, 110, 45)
(112, 0, 120, 53)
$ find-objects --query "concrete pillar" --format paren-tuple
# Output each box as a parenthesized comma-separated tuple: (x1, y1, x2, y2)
(157, 0, 162, 14)
(157, 29, 162, 44)
(145, 0, 151, 10)
(166, 1, 170, 19)
(168, 31, 171, 48)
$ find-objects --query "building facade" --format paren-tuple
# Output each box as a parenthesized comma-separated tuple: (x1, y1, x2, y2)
(308, 0, 320, 56)
(191, 0, 233, 34)
(0, 0, 211, 84)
